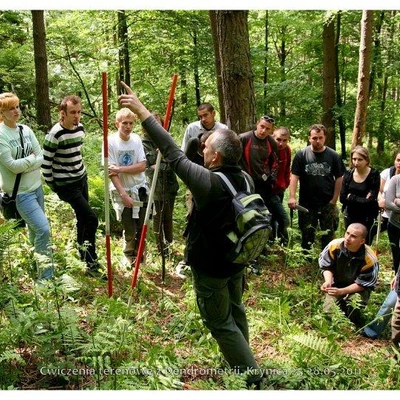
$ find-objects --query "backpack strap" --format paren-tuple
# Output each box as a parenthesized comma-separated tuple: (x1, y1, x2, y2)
(214, 171, 250, 196)
(11, 125, 25, 200)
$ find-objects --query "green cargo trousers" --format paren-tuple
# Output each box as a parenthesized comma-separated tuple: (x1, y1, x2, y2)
(192, 268, 262, 384)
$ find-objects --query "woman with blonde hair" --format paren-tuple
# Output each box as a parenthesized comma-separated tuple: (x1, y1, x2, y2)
(0, 92, 52, 280)
(340, 145, 380, 245)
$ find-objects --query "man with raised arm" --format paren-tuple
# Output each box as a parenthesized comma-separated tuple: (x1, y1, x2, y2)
(119, 82, 264, 389)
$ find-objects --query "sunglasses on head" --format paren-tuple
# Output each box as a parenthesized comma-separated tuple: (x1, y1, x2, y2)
(261, 115, 275, 123)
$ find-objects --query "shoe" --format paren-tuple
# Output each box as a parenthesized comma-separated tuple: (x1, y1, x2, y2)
(86, 263, 107, 281)
(248, 260, 262, 276)
(175, 260, 191, 279)
(361, 327, 378, 339)
(122, 256, 136, 270)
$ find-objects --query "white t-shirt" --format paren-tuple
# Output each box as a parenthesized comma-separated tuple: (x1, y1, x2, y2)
(180, 120, 228, 151)
(108, 132, 146, 190)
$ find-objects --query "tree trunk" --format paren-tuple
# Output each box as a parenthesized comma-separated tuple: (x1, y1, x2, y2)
(180, 63, 189, 125)
(322, 14, 336, 149)
(193, 29, 201, 107)
(214, 10, 256, 132)
(263, 10, 269, 115)
(31, 10, 51, 133)
(335, 11, 347, 160)
(352, 10, 374, 148)
(278, 27, 287, 118)
(117, 10, 130, 91)
(209, 11, 225, 124)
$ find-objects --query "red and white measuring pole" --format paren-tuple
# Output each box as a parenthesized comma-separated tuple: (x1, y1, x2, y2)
(102, 72, 113, 297)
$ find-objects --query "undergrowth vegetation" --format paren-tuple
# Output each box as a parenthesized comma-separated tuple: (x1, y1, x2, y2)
(1, 130, 400, 390)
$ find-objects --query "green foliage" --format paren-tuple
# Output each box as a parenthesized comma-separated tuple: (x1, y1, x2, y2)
(3, 9, 400, 390)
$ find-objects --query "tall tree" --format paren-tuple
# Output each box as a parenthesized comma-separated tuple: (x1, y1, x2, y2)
(117, 10, 130, 91)
(209, 10, 225, 123)
(335, 11, 347, 160)
(322, 12, 336, 149)
(31, 10, 51, 132)
(352, 10, 374, 148)
(211, 10, 255, 132)
(263, 10, 269, 115)
(192, 29, 201, 107)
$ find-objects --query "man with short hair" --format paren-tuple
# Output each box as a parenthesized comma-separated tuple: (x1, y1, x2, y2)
(239, 115, 278, 201)
(181, 103, 228, 152)
(238, 116, 279, 254)
(177, 104, 228, 277)
(119, 82, 264, 389)
(288, 124, 345, 250)
(319, 223, 379, 327)
(108, 108, 148, 267)
(42, 95, 101, 276)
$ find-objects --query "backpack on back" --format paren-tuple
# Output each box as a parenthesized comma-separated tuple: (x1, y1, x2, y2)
(214, 171, 272, 264)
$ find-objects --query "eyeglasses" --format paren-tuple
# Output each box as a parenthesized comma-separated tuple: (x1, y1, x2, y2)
(261, 115, 275, 124)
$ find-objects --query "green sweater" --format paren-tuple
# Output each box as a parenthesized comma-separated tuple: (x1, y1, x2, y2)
(0, 122, 43, 195)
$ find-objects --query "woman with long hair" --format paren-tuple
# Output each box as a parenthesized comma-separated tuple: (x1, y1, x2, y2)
(0, 92, 52, 280)
(340, 145, 380, 245)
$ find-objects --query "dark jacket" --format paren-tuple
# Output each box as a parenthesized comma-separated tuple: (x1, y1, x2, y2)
(142, 116, 253, 278)
(319, 238, 379, 289)
(340, 167, 380, 221)
(141, 134, 179, 201)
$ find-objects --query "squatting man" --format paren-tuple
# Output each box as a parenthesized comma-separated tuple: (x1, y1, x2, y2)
(319, 222, 379, 327)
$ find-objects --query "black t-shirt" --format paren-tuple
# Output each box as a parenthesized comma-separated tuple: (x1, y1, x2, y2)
(291, 146, 345, 208)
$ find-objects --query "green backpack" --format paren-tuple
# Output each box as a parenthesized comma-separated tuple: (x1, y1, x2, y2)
(215, 172, 272, 264)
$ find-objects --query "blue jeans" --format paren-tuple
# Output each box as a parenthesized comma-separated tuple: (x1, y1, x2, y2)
(16, 186, 53, 279)
(363, 289, 397, 338)
(387, 222, 400, 274)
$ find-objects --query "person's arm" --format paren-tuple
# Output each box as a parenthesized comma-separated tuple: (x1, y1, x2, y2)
(24, 128, 44, 172)
(319, 240, 339, 292)
(118, 81, 213, 209)
(346, 170, 381, 204)
(378, 176, 387, 209)
(284, 147, 291, 189)
(287, 174, 299, 209)
(108, 161, 146, 176)
(321, 270, 334, 292)
(109, 174, 135, 208)
(340, 172, 349, 206)
(0, 131, 37, 174)
(385, 175, 400, 212)
(330, 176, 343, 205)
(41, 131, 58, 190)
(326, 283, 365, 297)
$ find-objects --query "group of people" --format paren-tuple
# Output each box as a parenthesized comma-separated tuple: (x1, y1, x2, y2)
(2, 84, 400, 389)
